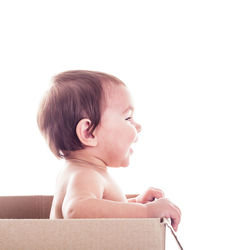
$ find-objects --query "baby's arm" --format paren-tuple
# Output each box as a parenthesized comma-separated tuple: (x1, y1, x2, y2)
(127, 187, 165, 203)
(62, 171, 147, 218)
(126, 194, 139, 203)
(62, 171, 181, 231)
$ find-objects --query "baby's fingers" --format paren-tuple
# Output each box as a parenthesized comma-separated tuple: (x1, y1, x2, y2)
(165, 202, 181, 232)
(171, 215, 181, 232)
(148, 187, 165, 200)
(154, 188, 165, 199)
(174, 205, 182, 217)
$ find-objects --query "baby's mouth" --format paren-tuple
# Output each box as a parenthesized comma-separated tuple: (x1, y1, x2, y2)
(134, 137, 138, 143)
(130, 137, 138, 153)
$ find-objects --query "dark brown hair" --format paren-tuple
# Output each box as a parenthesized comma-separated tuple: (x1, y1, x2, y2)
(37, 70, 124, 159)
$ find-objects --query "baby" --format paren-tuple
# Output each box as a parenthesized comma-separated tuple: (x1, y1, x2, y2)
(37, 70, 181, 231)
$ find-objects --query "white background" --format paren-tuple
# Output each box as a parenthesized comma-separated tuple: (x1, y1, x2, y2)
(0, 1, 249, 249)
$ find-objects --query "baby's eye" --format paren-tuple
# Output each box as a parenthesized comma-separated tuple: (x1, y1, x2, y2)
(125, 117, 133, 121)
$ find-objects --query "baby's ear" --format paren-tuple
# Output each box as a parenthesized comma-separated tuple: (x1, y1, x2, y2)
(76, 119, 98, 147)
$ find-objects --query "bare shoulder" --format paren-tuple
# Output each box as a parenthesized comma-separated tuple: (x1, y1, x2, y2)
(59, 165, 107, 218)
(63, 165, 107, 201)
(50, 164, 107, 219)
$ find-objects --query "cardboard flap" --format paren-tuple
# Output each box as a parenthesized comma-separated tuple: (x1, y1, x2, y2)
(0, 196, 53, 219)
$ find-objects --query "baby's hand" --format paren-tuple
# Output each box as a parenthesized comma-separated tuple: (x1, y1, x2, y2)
(146, 198, 181, 232)
(136, 187, 165, 204)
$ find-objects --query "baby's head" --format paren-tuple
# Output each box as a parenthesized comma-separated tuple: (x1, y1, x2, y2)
(37, 70, 141, 166)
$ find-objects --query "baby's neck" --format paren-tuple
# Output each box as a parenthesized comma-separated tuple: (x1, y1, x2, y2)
(66, 150, 108, 171)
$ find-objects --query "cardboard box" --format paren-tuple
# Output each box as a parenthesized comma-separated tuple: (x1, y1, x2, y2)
(0, 196, 183, 250)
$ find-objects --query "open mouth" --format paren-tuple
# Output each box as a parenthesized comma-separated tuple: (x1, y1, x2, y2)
(129, 137, 138, 154)
(134, 137, 138, 143)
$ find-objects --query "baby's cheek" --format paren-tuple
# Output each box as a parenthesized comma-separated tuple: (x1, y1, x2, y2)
(117, 128, 135, 149)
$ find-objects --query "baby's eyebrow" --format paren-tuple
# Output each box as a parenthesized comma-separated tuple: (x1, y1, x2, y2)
(122, 106, 134, 114)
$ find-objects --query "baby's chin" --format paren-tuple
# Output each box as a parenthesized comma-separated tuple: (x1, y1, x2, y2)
(108, 157, 131, 168)
(107, 149, 133, 168)
(108, 161, 130, 168)
(120, 151, 133, 167)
